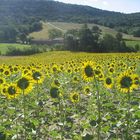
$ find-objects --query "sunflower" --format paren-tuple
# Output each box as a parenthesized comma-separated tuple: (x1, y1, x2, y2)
(1, 84, 8, 95)
(70, 92, 80, 103)
(23, 69, 30, 76)
(50, 86, 60, 98)
(13, 66, 19, 73)
(117, 72, 138, 93)
(133, 74, 140, 87)
(32, 69, 44, 84)
(60, 64, 64, 71)
(51, 64, 60, 74)
(94, 69, 104, 81)
(104, 76, 114, 89)
(3, 69, 11, 76)
(66, 67, 72, 74)
(0, 77, 6, 87)
(96, 65, 102, 70)
(83, 86, 91, 95)
(0, 67, 4, 74)
(71, 75, 79, 84)
(5, 83, 20, 99)
(51, 79, 61, 87)
(82, 61, 96, 81)
(108, 67, 115, 74)
(17, 75, 33, 94)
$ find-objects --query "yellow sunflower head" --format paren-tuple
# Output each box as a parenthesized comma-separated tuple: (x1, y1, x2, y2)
(3, 69, 11, 77)
(117, 72, 137, 93)
(6, 83, 20, 99)
(70, 92, 80, 103)
(108, 67, 115, 74)
(83, 86, 91, 95)
(32, 70, 44, 84)
(17, 75, 33, 94)
(0, 77, 6, 87)
(133, 74, 139, 88)
(1, 84, 8, 96)
(51, 64, 60, 74)
(71, 75, 79, 84)
(51, 79, 61, 87)
(82, 61, 96, 81)
(104, 77, 114, 89)
(50, 86, 60, 99)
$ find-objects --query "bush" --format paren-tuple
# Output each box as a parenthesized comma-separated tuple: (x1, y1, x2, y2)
(5, 46, 41, 56)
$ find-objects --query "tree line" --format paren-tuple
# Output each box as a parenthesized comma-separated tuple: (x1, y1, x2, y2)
(64, 24, 138, 52)
(0, 21, 42, 43)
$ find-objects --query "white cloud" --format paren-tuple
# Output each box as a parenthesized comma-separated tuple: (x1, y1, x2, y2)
(103, 1, 109, 6)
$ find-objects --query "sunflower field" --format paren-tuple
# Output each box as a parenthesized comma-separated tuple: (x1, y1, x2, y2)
(0, 52, 140, 140)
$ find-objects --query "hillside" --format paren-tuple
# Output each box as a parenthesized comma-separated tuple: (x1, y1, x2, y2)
(30, 22, 140, 40)
(29, 22, 140, 48)
(0, 0, 140, 36)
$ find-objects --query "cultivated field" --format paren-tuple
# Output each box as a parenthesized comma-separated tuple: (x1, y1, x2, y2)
(0, 51, 140, 139)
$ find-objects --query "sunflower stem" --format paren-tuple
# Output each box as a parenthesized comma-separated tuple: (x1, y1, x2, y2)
(23, 90, 27, 140)
(94, 76, 101, 140)
(14, 95, 19, 140)
(126, 90, 131, 140)
(58, 97, 65, 140)
(36, 80, 41, 138)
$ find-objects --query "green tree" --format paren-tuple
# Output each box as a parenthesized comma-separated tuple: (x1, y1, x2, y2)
(18, 33, 27, 44)
(133, 28, 140, 37)
(30, 22, 42, 32)
(135, 44, 140, 51)
(101, 34, 118, 52)
(116, 32, 123, 41)
(48, 29, 63, 39)
(79, 24, 95, 51)
(64, 34, 79, 51)
(92, 26, 102, 49)
(2, 26, 18, 43)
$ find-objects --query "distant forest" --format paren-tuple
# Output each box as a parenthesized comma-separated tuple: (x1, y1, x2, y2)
(0, 0, 140, 43)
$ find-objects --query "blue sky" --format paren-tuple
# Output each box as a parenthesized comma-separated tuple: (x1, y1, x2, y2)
(55, 0, 140, 13)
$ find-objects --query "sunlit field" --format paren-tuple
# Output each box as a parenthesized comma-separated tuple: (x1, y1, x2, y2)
(0, 51, 140, 140)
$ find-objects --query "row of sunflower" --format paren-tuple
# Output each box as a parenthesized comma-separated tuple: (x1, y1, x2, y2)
(0, 54, 140, 139)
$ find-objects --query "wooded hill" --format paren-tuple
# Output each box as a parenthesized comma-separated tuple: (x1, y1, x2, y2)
(0, 0, 140, 43)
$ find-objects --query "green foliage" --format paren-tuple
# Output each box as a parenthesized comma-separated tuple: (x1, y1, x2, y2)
(101, 34, 118, 52)
(64, 34, 78, 51)
(116, 32, 123, 41)
(0, 43, 31, 55)
(48, 29, 63, 39)
(0, 54, 140, 139)
(125, 40, 140, 48)
(0, 0, 139, 42)
(79, 24, 97, 51)
(134, 44, 140, 51)
(5, 46, 41, 56)
(133, 28, 140, 37)
(0, 26, 18, 43)
(64, 25, 136, 52)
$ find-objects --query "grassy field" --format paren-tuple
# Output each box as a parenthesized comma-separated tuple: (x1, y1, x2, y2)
(0, 43, 31, 55)
(125, 40, 140, 47)
(29, 22, 54, 40)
